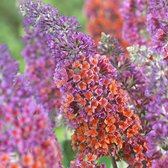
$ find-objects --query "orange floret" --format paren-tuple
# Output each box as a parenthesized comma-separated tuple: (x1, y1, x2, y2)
(82, 61, 91, 70)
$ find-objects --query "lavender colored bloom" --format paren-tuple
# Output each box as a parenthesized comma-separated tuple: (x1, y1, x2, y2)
(152, 154, 168, 168)
(121, 0, 168, 57)
(121, 0, 148, 45)
(145, 61, 168, 160)
(19, 0, 96, 126)
(128, 45, 168, 164)
(22, 29, 62, 125)
(0, 45, 18, 108)
(0, 99, 63, 168)
(48, 31, 96, 66)
(0, 44, 63, 167)
(19, 0, 79, 35)
(19, 0, 96, 66)
(0, 44, 18, 87)
(147, 0, 168, 57)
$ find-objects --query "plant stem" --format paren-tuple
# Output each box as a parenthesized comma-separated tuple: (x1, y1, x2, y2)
(110, 156, 118, 168)
(108, 147, 118, 168)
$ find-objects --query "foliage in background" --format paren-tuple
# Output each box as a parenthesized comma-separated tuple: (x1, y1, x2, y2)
(0, 0, 86, 72)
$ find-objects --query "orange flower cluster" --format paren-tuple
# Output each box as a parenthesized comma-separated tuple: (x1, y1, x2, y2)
(84, 0, 128, 48)
(55, 54, 151, 167)
(70, 153, 100, 168)
(122, 136, 152, 167)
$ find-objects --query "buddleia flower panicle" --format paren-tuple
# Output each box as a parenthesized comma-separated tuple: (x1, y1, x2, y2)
(22, 28, 62, 126)
(152, 154, 168, 168)
(19, 0, 96, 65)
(98, 34, 150, 116)
(19, 0, 79, 34)
(0, 100, 63, 168)
(127, 45, 168, 166)
(121, 0, 168, 58)
(147, 0, 168, 57)
(3, 0, 167, 167)
(0, 44, 18, 87)
(18, 1, 151, 166)
(121, 0, 148, 46)
(19, 0, 96, 126)
(54, 52, 151, 167)
(84, 0, 128, 48)
(145, 59, 168, 162)
(0, 45, 63, 168)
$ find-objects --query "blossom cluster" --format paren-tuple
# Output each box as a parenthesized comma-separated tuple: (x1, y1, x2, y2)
(84, 0, 128, 48)
(121, 0, 148, 45)
(85, 0, 168, 58)
(0, 44, 62, 167)
(84, 0, 168, 167)
(121, 0, 168, 58)
(22, 29, 62, 126)
(1, 0, 167, 167)
(19, 0, 151, 167)
(147, 0, 168, 57)
(128, 45, 168, 162)
(55, 53, 150, 167)
(98, 34, 149, 122)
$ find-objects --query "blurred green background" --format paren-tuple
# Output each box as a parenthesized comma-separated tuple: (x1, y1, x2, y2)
(0, 0, 127, 167)
(0, 0, 87, 72)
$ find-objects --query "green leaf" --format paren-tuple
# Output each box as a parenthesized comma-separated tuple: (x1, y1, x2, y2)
(62, 140, 77, 168)
(98, 156, 112, 168)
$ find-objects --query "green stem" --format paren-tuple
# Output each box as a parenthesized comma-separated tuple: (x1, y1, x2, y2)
(108, 147, 118, 168)
(110, 155, 118, 168)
